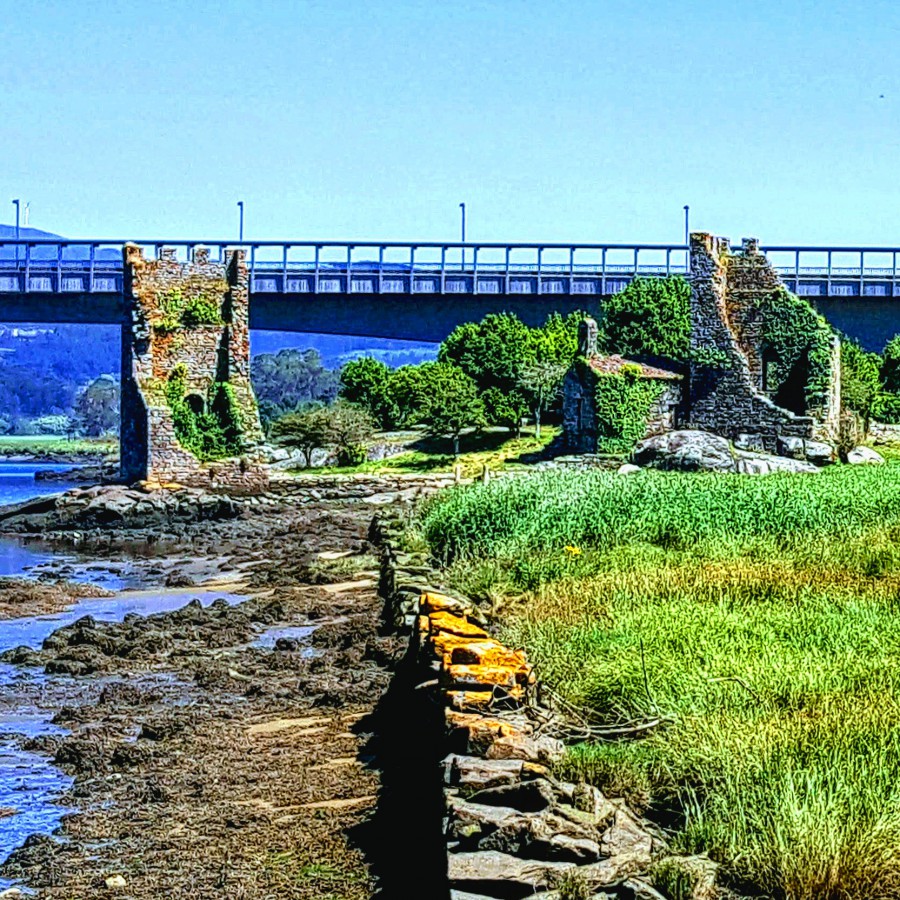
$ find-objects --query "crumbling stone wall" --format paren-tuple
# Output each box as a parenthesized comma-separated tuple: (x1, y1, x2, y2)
(120, 245, 267, 490)
(686, 234, 823, 452)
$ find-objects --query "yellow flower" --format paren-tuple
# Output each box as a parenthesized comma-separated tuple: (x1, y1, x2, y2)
(564, 545, 582, 556)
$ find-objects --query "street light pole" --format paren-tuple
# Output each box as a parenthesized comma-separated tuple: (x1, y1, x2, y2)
(683, 205, 690, 245)
(12, 199, 19, 264)
(459, 202, 466, 270)
(237, 201, 244, 242)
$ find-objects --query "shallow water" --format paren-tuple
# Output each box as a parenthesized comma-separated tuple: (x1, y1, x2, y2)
(0, 585, 246, 869)
(0, 462, 77, 507)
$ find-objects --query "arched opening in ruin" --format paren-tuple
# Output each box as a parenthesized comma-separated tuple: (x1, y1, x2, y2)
(185, 394, 205, 416)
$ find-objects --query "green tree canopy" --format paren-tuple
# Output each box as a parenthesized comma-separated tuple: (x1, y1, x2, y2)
(882, 335, 900, 395)
(598, 276, 691, 362)
(438, 312, 535, 396)
(270, 406, 330, 468)
(841, 338, 882, 430)
(339, 356, 398, 430)
(417, 363, 485, 455)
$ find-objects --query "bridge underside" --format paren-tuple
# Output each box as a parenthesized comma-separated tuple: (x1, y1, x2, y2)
(0, 291, 896, 348)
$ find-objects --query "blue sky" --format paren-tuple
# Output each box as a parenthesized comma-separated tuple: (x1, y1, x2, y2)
(2, 0, 900, 246)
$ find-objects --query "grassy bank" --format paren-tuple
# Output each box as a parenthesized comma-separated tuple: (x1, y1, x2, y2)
(418, 464, 900, 899)
(307, 426, 560, 477)
(0, 435, 118, 458)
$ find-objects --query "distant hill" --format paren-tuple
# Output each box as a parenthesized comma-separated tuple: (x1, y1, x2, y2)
(0, 225, 120, 260)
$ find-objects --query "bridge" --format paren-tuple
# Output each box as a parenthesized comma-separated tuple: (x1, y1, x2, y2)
(0, 238, 899, 346)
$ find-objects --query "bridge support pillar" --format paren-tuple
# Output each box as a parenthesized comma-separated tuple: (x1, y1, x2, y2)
(120, 244, 267, 490)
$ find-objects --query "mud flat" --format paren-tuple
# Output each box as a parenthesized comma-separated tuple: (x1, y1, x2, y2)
(0, 478, 440, 898)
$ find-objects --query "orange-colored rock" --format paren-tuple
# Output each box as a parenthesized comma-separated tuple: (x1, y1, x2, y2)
(420, 592, 471, 616)
(430, 632, 487, 666)
(445, 690, 496, 712)
(443, 664, 527, 690)
(446, 712, 525, 754)
(428, 611, 488, 639)
(449, 642, 529, 670)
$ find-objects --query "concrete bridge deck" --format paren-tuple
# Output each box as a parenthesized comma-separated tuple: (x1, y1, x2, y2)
(1, 239, 899, 346)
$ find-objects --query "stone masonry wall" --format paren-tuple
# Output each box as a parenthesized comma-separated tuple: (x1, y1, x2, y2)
(563, 370, 680, 454)
(686, 234, 815, 453)
(120, 245, 267, 490)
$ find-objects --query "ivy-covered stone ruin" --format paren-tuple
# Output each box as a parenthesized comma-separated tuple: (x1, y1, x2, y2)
(563, 233, 842, 455)
(120, 244, 267, 490)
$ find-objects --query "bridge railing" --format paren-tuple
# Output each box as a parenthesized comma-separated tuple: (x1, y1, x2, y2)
(2, 240, 900, 298)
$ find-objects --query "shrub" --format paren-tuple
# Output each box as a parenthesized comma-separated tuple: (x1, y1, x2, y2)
(482, 387, 528, 435)
(181, 295, 223, 327)
(841, 338, 882, 431)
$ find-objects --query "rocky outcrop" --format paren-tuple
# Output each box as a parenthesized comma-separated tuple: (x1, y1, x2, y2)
(0, 484, 242, 533)
(633, 430, 820, 475)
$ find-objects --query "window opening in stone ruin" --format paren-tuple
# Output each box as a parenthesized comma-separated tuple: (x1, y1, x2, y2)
(185, 394, 206, 416)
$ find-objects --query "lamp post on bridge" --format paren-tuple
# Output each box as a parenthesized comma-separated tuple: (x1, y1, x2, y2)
(237, 201, 244, 242)
(459, 202, 466, 270)
(12, 199, 19, 263)
(683, 205, 690, 245)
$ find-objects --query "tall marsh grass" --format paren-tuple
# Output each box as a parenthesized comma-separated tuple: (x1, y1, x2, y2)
(419, 464, 900, 898)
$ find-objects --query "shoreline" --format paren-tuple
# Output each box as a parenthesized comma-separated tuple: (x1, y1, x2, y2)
(0, 478, 423, 898)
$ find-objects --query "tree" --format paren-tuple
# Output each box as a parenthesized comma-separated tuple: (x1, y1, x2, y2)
(418, 364, 485, 455)
(841, 338, 882, 433)
(251, 348, 339, 430)
(482, 388, 529, 436)
(882, 335, 900, 395)
(322, 401, 375, 466)
(270, 407, 330, 468)
(598, 276, 691, 362)
(339, 357, 398, 429)
(74, 375, 119, 436)
(438, 313, 535, 396)
(518, 361, 567, 439)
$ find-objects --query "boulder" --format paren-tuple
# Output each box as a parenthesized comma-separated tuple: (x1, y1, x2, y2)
(733, 452, 819, 475)
(486, 732, 566, 766)
(448, 756, 527, 792)
(777, 436, 835, 465)
(634, 430, 820, 475)
(847, 446, 885, 465)
(633, 430, 735, 472)
(617, 463, 642, 475)
(468, 779, 557, 813)
(600, 808, 653, 864)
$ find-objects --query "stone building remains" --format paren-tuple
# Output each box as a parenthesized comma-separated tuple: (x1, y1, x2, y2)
(563, 233, 841, 455)
(120, 244, 268, 490)
(563, 318, 682, 453)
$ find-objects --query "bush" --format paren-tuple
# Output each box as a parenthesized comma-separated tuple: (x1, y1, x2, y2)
(841, 338, 882, 431)
(181, 295, 223, 327)
(883, 335, 900, 395)
(599, 276, 691, 362)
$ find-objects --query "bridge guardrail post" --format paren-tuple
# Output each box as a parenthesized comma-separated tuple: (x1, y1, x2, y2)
(314, 245, 320, 294)
(473, 246, 479, 295)
(439, 246, 445, 294)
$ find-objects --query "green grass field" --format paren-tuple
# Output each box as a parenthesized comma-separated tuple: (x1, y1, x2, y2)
(304, 426, 560, 478)
(0, 434, 119, 458)
(418, 462, 900, 899)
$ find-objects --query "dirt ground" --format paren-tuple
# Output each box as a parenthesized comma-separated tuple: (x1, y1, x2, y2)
(0, 493, 407, 899)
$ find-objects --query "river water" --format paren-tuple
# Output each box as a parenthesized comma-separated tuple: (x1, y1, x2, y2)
(0, 461, 245, 875)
